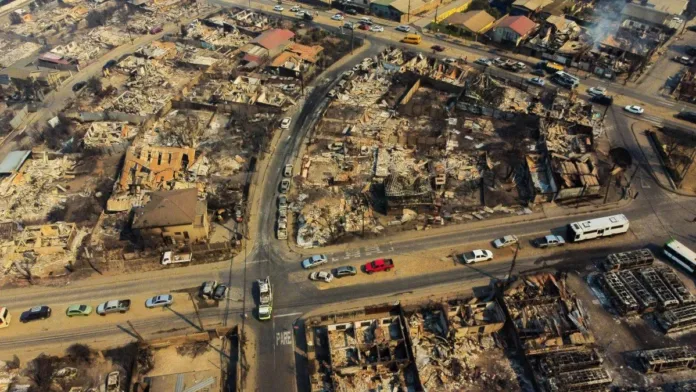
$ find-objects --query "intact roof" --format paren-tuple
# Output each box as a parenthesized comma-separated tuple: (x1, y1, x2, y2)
(285, 43, 324, 63)
(270, 52, 301, 69)
(0, 151, 31, 174)
(493, 15, 537, 36)
(389, 0, 428, 14)
(444, 10, 495, 33)
(643, 0, 687, 15)
(621, 3, 669, 25)
(132, 188, 203, 229)
(251, 29, 295, 50)
(512, 0, 553, 11)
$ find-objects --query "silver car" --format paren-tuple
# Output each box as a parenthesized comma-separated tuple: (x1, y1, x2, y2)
(493, 235, 519, 249)
(145, 294, 173, 308)
(302, 255, 328, 269)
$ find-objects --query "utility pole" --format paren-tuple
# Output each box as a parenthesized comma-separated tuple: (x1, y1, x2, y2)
(351, 26, 355, 54)
(189, 292, 205, 331)
(407, 0, 411, 23)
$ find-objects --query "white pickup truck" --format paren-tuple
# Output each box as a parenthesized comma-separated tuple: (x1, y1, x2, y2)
(161, 251, 192, 265)
(460, 249, 493, 264)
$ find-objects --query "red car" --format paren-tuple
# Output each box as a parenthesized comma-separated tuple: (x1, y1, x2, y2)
(149, 26, 163, 34)
(363, 258, 394, 274)
(358, 23, 370, 30)
(431, 45, 445, 52)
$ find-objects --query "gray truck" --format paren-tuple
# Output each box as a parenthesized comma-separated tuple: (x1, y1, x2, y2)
(96, 300, 131, 315)
(536, 235, 566, 248)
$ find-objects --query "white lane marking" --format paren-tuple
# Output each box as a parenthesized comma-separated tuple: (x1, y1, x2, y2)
(247, 259, 268, 264)
(274, 312, 302, 318)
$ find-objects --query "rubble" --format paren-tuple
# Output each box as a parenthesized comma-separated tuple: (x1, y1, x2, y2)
(638, 346, 696, 374)
(657, 304, 696, 334)
(603, 249, 654, 272)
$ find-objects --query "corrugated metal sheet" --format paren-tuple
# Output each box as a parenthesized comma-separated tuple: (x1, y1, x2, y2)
(0, 150, 31, 174)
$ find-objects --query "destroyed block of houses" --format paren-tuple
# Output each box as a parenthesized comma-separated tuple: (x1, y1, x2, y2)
(384, 174, 434, 213)
(107, 145, 196, 212)
(131, 188, 209, 245)
(81, 122, 138, 151)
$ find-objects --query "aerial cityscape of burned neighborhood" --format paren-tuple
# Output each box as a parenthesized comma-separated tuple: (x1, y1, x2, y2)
(2, 0, 696, 390)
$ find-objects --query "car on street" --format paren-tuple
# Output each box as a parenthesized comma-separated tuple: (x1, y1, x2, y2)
(343, 22, 354, 30)
(280, 117, 291, 129)
(493, 57, 506, 67)
(332, 14, 344, 20)
(96, 300, 130, 315)
(674, 56, 691, 65)
(396, 25, 411, 32)
(200, 281, 218, 298)
(531, 68, 545, 76)
(72, 81, 86, 92)
(370, 25, 383, 32)
(435, 33, 448, 40)
(145, 294, 173, 308)
(295, 11, 306, 17)
(290, 5, 301, 11)
(358, 23, 370, 30)
(359, 17, 372, 25)
(536, 235, 565, 248)
(431, 45, 445, 52)
(213, 284, 228, 300)
(364, 258, 395, 274)
(302, 254, 328, 269)
(234, 204, 243, 222)
(278, 195, 288, 209)
(493, 235, 519, 249)
(590, 94, 614, 106)
(587, 86, 606, 97)
(279, 178, 291, 193)
(474, 58, 492, 66)
(334, 266, 357, 277)
(309, 271, 334, 283)
(528, 77, 545, 86)
(460, 249, 493, 264)
(273, 5, 283, 11)
(103, 59, 117, 70)
(283, 164, 293, 177)
(676, 110, 696, 123)
(149, 26, 163, 34)
(345, 8, 357, 15)
(20, 306, 51, 322)
(66, 304, 92, 317)
(277, 222, 288, 240)
(624, 105, 644, 115)
(444, 58, 457, 64)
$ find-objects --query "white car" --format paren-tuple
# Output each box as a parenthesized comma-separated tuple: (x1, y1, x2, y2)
(280, 117, 291, 129)
(343, 22, 354, 30)
(587, 86, 606, 96)
(474, 58, 492, 66)
(309, 271, 334, 283)
(370, 25, 383, 32)
(493, 235, 519, 249)
(290, 6, 301, 11)
(396, 25, 411, 32)
(302, 254, 328, 269)
(145, 294, 173, 308)
(359, 17, 372, 25)
(444, 58, 457, 64)
(624, 105, 644, 115)
(295, 11, 306, 17)
(528, 77, 545, 86)
(273, 5, 283, 11)
(461, 249, 493, 264)
(332, 14, 344, 20)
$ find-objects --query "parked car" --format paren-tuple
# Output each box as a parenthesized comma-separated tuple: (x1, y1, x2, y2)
(590, 94, 614, 106)
(345, 8, 357, 15)
(334, 266, 357, 277)
(66, 304, 92, 317)
(531, 68, 545, 76)
(332, 13, 344, 20)
(283, 164, 293, 177)
(234, 204, 243, 223)
(444, 58, 457, 64)
(273, 5, 283, 11)
(359, 17, 372, 25)
(474, 58, 492, 66)
(213, 284, 228, 300)
(200, 281, 218, 298)
(431, 45, 445, 52)
(364, 258, 394, 274)
(343, 22, 354, 30)
(587, 86, 607, 97)
(395, 25, 411, 32)
(96, 300, 130, 315)
(290, 5, 300, 11)
(536, 235, 565, 248)
(102, 60, 117, 70)
(302, 255, 328, 269)
(435, 33, 448, 40)
(624, 105, 644, 115)
(676, 110, 696, 123)
(528, 77, 545, 86)
(493, 235, 519, 249)
(460, 250, 493, 264)
(279, 178, 291, 193)
(280, 117, 291, 129)
(20, 306, 51, 322)
(674, 56, 691, 65)
(303, 12, 314, 21)
(493, 57, 506, 67)
(277, 223, 288, 240)
(145, 294, 173, 308)
(309, 271, 334, 283)
(149, 26, 163, 34)
(72, 81, 86, 92)
(278, 195, 288, 209)
(358, 23, 370, 30)
(370, 25, 383, 32)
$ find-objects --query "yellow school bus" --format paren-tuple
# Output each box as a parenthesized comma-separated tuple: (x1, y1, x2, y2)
(401, 34, 421, 44)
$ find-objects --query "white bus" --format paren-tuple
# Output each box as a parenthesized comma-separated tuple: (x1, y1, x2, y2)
(567, 214, 630, 242)
(664, 239, 696, 274)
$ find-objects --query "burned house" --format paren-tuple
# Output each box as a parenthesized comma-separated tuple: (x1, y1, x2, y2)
(384, 174, 434, 213)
